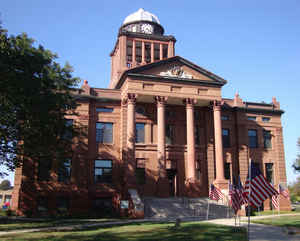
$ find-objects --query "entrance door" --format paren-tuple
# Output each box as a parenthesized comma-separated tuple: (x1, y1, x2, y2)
(166, 169, 177, 197)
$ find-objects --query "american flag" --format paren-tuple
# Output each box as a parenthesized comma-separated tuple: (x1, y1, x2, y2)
(209, 184, 224, 201)
(236, 176, 247, 206)
(272, 195, 278, 209)
(243, 163, 279, 208)
(229, 182, 240, 213)
(279, 184, 290, 200)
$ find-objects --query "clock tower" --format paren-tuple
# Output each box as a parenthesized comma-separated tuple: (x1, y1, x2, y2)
(109, 8, 176, 88)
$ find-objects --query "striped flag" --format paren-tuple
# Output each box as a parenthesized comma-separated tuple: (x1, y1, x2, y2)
(243, 163, 279, 208)
(229, 182, 240, 213)
(272, 195, 278, 209)
(236, 176, 247, 206)
(209, 184, 225, 201)
(279, 184, 290, 200)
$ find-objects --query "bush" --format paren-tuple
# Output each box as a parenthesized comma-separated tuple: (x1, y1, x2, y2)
(5, 209, 12, 216)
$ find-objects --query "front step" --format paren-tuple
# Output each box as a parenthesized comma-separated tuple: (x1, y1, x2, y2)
(144, 197, 234, 219)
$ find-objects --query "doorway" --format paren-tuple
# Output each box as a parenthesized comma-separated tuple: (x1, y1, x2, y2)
(166, 169, 177, 197)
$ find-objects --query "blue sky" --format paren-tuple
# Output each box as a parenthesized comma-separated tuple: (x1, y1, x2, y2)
(1, 0, 299, 185)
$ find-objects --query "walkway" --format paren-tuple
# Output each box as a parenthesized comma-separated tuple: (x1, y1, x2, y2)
(0, 213, 299, 240)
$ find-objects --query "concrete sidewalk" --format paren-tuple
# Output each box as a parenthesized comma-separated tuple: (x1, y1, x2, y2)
(0, 213, 299, 240)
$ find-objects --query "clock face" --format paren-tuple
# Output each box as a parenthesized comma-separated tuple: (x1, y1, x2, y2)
(141, 24, 153, 34)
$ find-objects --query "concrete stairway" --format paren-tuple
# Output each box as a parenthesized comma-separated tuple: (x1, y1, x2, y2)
(143, 197, 234, 219)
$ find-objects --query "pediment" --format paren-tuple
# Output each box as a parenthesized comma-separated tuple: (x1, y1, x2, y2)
(119, 56, 227, 86)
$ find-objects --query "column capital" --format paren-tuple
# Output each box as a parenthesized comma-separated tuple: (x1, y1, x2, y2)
(127, 93, 138, 105)
(183, 98, 197, 107)
(211, 100, 224, 111)
(155, 96, 168, 107)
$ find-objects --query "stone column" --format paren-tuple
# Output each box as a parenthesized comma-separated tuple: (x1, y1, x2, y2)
(155, 96, 169, 197)
(159, 43, 163, 60)
(184, 98, 197, 181)
(142, 41, 145, 64)
(126, 93, 137, 187)
(151, 42, 154, 62)
(155, 96, 167, 173)
(132, 40, 136, 67)
(213, 101, 227, 188)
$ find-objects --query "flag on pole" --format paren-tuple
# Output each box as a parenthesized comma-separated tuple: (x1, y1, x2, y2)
(243, 163, 279, 208)
(272, 195, 278, 209)
(236, 176, 247, 206)
(209, 184, 225, 201)
(279, 184, 290, 200)
(229, 182, 240, 213)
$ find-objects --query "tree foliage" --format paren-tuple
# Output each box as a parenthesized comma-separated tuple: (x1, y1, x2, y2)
(288, 177, 300, 202)
(293, 138, 300, 173)
(0, 25, 80, 177)
(0, 179, 11, 190)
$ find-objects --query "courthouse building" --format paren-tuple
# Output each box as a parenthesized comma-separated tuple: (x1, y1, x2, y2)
(12, 9, 290, 216)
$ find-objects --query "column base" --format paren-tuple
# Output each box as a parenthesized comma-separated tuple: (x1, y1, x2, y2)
(213, 179, 229, 190)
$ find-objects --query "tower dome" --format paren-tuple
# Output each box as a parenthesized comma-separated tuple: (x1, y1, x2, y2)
(120, 8, 164, 35)
(123, 8, 160, 25)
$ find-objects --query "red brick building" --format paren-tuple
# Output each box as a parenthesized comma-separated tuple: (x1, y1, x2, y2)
(12, 9, 290, 217)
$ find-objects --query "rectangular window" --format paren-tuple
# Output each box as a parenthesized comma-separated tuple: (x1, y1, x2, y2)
(136, 159, 146, 185)
(58, 159, 71, 182)
(224, 163, 231, 180)
(196, 161, 201, 180)
(262, 117, 270, 122)
(154, 43, 160, 61)
(195, 126, 200, 145)
(94, 160, 112, 183)
(221, 116, 229, 121)
(126, 40, 133, 62)
(57, 197, 70, 213)
(263, 130, 272, 148)
(166, 124, 174, 145)
(38, 159, 51, 181)
(96, 122, 113, 143)
(37, 197, 48, 212)
(135, 123, 145, 143)
(247, 116, 256, 121)
(63, 119, 73, 140)
(248, 129, 258, 148)
(145, 42, 151, 63)
(135, 41, 142, 63)
(4, 195, 12, 204)
(265, 163, 273, 183)
(222, 129, 230, 148)
(96, 108, 113, 113)
(163, 44, 168, 59)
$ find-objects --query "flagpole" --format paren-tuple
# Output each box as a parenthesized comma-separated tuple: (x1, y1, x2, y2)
(206, 198, 210, 220)
(247, 158, 251, 241)
(278, 184, 280, 215)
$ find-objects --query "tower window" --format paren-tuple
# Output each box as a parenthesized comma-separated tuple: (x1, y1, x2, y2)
(154, 43, 160, 61)
(126, 40, 133, 62)
(135, 41, 142, 63)
(163, 44, 168, 59)
(145, 42, 151, 63)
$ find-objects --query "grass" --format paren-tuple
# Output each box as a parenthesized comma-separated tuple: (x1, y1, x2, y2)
(1, 222, 247, 241)
(253, 210, 300, 216)
(0, 218, 116, 231)
(252, 215, 300, 228)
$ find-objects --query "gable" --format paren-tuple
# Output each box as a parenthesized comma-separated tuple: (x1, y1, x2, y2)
(140, 61, 214, 82)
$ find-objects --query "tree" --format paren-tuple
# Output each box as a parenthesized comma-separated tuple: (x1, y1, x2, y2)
(293, 138, 300, 173)
(0, 180, 11, 190)
(288, 177, 300, 203)
(0, 25, 80, 177)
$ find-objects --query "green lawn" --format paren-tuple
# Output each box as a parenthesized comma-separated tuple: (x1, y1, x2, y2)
(1, 222, 247, 241)
(253, 210, 300, 216)
(0, 218, 116, 231)
(252, 215, 300, 228)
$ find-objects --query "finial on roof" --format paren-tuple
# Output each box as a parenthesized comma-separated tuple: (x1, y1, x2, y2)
(83, 79, 88, 85)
